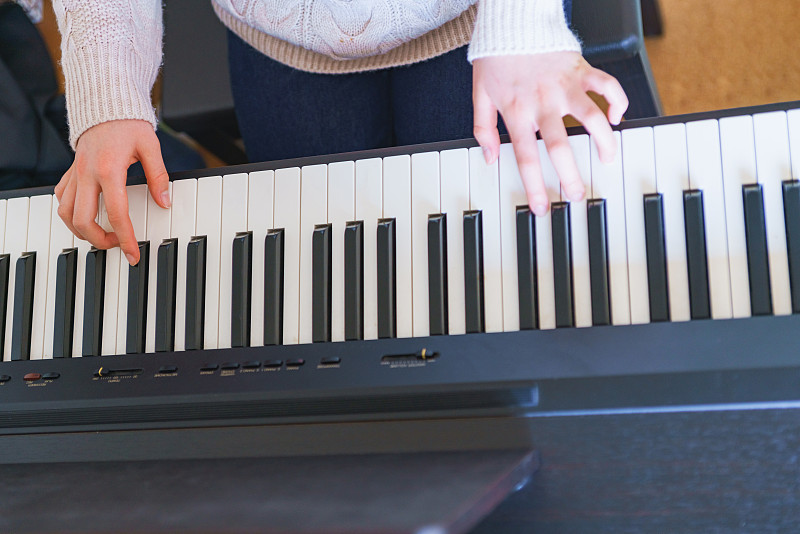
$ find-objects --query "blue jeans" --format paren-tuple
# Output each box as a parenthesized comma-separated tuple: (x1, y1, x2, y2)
(228, 1, 573, 162)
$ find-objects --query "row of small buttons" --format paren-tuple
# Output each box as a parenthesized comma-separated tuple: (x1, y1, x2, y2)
(200, 358, 308, 372)
(0, 357, 344, 384)
(6, 372, 62, 382)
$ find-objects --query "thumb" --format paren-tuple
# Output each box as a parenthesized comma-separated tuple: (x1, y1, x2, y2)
(137, 131, 171, 208)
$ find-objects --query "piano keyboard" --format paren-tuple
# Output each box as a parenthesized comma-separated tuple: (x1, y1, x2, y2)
(0, 102, 799, 447)
(2, 102, 799, 362)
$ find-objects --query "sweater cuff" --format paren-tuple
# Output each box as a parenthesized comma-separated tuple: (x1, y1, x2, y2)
(468, 0, 581, 62)
(62, 43, 159, 149)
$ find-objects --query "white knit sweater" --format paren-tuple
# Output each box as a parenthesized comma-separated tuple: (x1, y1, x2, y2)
(51, 0, 581, 149)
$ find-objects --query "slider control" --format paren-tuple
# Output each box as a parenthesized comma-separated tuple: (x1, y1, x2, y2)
(94, 367, 144, 378)
(381, 348, 439, 363)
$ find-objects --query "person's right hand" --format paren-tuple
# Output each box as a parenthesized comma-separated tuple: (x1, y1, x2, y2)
(54, 119, 171, 266)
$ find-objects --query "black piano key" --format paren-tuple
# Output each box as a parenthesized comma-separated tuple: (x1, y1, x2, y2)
(782, 180, 800, 313)
(312, 224, 332, 343)
(82, 248, 105, 357)
(742, 184, 772, 316)
(516, 206, 538, 330)
(344, 221, 364, 341)
(53, 248, 77, 359)
(551, 202, 574, 328)
(0, 254, 7, 359)
(126, 241, 149, 354)
(427, 213, 448, 336)
(644, 193, 670, 322)
(587, 199, 611, 326)
(683, 190, 711, 320)
(231, 231, 253, 348)
(463, 210, 485, 334)
(155, 238, 178, 353)
(264, 229, 284, 346)
(185, 236, 206, 351)
(10, 252, 36, 361)
(377, 218, 397, 339)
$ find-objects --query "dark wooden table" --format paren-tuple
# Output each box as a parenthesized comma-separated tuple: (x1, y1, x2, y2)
(472, 408, 800, 532)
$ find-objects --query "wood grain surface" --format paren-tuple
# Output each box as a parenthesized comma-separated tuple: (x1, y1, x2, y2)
(473, 408, 800, 532)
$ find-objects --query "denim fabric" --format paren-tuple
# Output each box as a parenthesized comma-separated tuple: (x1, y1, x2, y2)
(229, 1, 573, 162)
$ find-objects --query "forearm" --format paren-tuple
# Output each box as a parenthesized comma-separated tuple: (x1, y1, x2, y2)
(468, 0, 581, 61)
(52, 0, 163, 149)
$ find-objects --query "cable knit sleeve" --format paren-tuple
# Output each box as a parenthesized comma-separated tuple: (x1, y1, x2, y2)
(468, 0, 581, 62)
(52, 0, 163, 149)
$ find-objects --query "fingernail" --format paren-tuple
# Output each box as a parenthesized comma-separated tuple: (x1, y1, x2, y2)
(567, 183, 585, 202)
(482, 146, 492, 164)
(160, 191, 171, 208)
(533, 203, 548, 217)
(126, 253, 137, 266)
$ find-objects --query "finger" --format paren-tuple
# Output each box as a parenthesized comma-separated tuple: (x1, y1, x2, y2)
(569, 91, 617, 164)
(56, 173, 86, 241)
(102, 180, 140, 265)
(538, 112, 585, 202)
(73, 179, 117, 250)
(137, 133, 171, 208)
(54, 169, 69, 201)
(585, 69, 629, 125)
(504, 115, 548, 216)
(472, 85, 502, 165)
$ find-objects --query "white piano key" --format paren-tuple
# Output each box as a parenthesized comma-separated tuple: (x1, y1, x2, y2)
(469, 146, 504, 333)
(72, 236, 91, 358)
(96, 196, 121, 355)
(654, 123, 691, 322)
(0, 200, 6, 252)
(569, 134, 593, 328)
(115, 184, 149, 354)
(218, 174, 249, 349)
(719, 115, 756, 318)
(144, 182, 173, 353)
(26, 195, 52, 360)
(299, 164, 327, 344)
(0, 199, 5, 356)
(4, 197, 29, 361)
(789, 109, 800, 180)
(0, 199, 5, 354)
(754, 111, 793, 316)
(43, 197, 74, 359)
(498, 143, 524, 332)
(533, 141, 559, 330)
(411, 151, 440, 338)
(193, 177, 222, 350)
(686, 119, 733, 319)
(621, 127, 656, 325)
(247, 170, 274, 347)
(171, 178, 198, 352)
(532, 141, 562, 330)
(436, 147, 470, 336)
(355, 158, 383, 340)
(0, 199, 5, 355)
(274, 167, 301, 345)
(327, 161, 355, 343)
(383, 155, 413, 338)
(591, 131, 630, 325)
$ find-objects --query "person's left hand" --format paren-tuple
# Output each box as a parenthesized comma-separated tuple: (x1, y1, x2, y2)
(473, 52, 629, 216)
